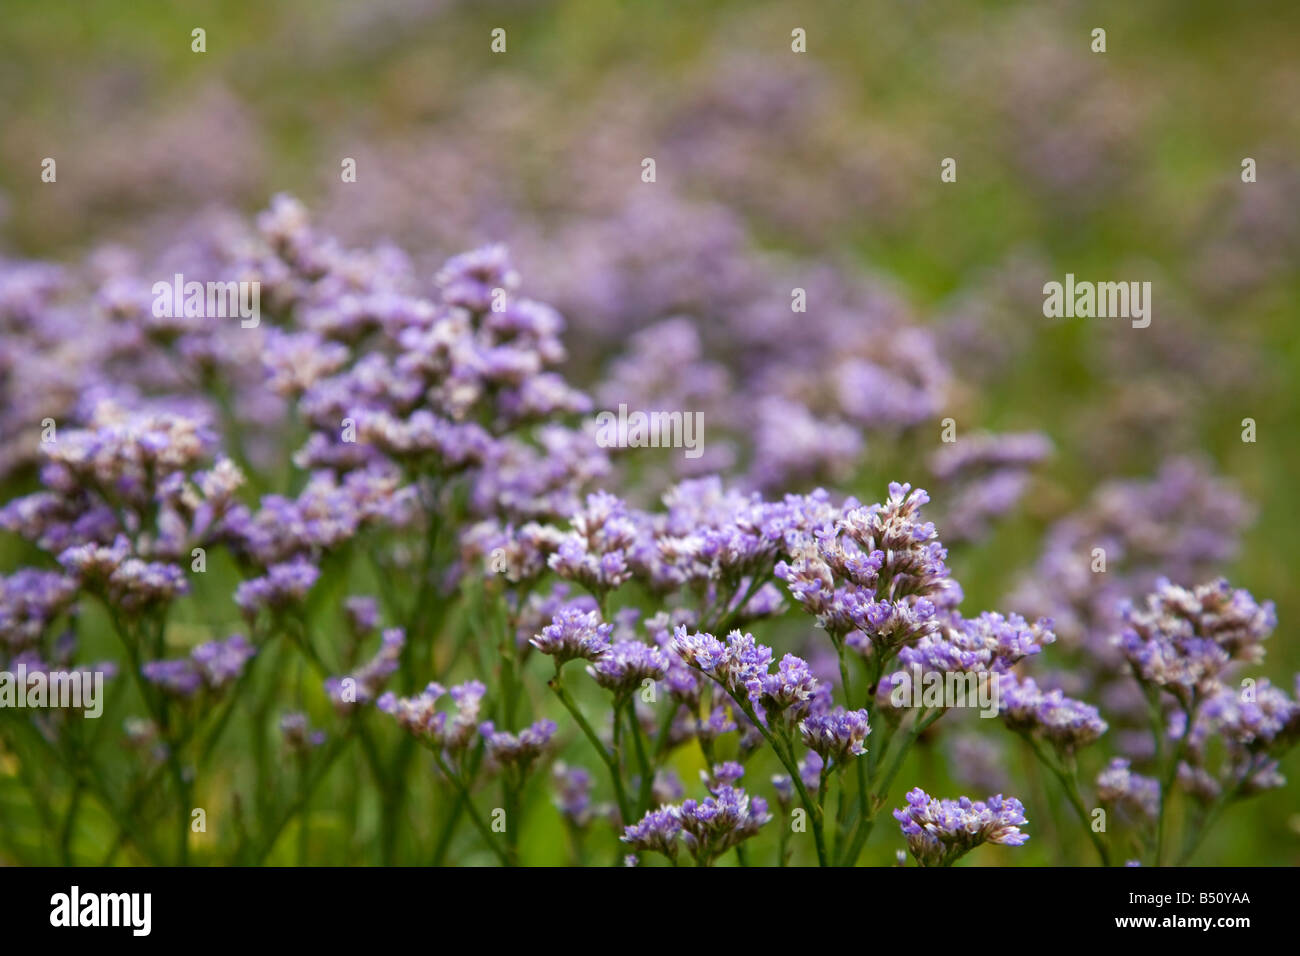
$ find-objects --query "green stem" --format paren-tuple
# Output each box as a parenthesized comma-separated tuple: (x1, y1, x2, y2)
(549, 669, 634, 825)
(626, 700, 655, 815)
(1155, 705, 1194, 867)
(1176, 785, 1240, 865)
(1020, 732, 1110, 866)
(430, 751, 510, 866)
(840, 707, 939, 865)
(244, 735, 350, 864)
(727, 693, 826, 866)
(502, 776, 521, 867)
(432, 791, 466, 865)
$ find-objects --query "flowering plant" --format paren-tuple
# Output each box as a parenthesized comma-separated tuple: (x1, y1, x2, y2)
(0, 200, 1294, 868)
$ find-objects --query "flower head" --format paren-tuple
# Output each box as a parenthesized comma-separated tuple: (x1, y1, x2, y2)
(1096, 758, 1160, 821)
(678, 785, 771, 865)
(800, 707, 871, 766)
(142, 633, 254, 698)
(669, 627, 773, 705)
(377, 679, 486, 755)
(234, 557, 320, 619)
(586, 640, 668, 696)
(759, 654, 821, 719)
(479, 718, 557, 774)
(552, 762, 594, 827)
(1117, 578, 1275, 706)
(623, 784, 770, 867)
(622, 807, 682, 860)
(894, 787, 1029, 866)
(280, 712, 327, 751)
(997, 673, 1107, 754)
(531, 607, 612, 664)
(325, 628, 405, 712)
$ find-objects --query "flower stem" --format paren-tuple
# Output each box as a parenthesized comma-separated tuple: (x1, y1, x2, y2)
(1019, 732, 1110, 866)
(430, 751, 510, 866)
(548, 670, 634, 825)
(731, 696, 826, 867)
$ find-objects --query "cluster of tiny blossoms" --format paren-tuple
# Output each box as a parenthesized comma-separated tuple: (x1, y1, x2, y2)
(622, 766, 772, 866)
(1116, 578, 1297, 807)
(893, 787, 1029, 866)
(1117, 578, 1275, 707)
(0, 195, 1293, 869)
(777, 482, 958, 658)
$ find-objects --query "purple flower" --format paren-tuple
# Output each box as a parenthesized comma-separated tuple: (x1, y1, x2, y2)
(57, 536, 189, 614)
(997, 673, 1107, 753)
(1171, 679, 1300, 794)
(531, 607, 612, 664)
(106, 559, 189, 613)
(928, 431, 1052, 542)
(623, 784, 770, 866)
(377, 679, 486, 755)
(38, 404, 214, 493)
(0, 570, 79, 651)
(652, 768, 686, 805)
(771, 774, 795, 806)
(140, 659, 203, 697)
(552, 762, 594, 826)
(893, 787, 1029, 866)
(379, 676, 488, 759)
(668, 627, 728, 676)
(704, 761, 746, 792)
(1009, 457, 1252, 660)
(800, 707, 871, 766)
(191, 633, 255, 687)
(142, 633, 254, 698)
(1096, 758, 1160, 821)
(58, 537, 131, 582)
(325, 628, 405, 712)
(585, 640, 668, 696)
(435, 244, 519, 314)
(776, 482, 957, 654)
(262, 330, 349, 398)
(547, 491, 638, 595)
(677, 785, 771, 866)
(343, 595, 381, 636)
(280, 712, 327, 751)
(234, 557, 320, 618)
(839, 483, 951, 594)
(479, 718, 557, 773)
(894, 611, 1055, 679)
(669, 627, 773, 706)
(622, 807, 682, 860)
(759, 653, 821, 718)
(226, 469, 415, 566)
(1117, 578, 1275, 706)
(466, 520, 567, 585)
(798, 750, 824, 791)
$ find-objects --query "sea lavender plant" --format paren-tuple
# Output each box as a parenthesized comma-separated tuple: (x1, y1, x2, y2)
(622, 778, 772, 867)
(1, 189, 1293, 871)
(1108, 578, 1296, 865)
(893, 787, 1029, 866)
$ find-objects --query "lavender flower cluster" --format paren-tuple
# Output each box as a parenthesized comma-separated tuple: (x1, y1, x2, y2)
(0, 195, 1293, 869)
(893, 787, 1029, 866)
